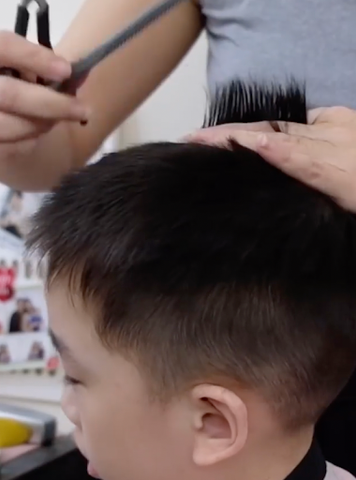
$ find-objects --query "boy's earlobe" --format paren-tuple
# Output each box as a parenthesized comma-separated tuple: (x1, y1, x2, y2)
(190, 384, 248, 467)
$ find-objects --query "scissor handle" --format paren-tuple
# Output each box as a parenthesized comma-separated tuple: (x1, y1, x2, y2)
(14, 5, 30, 37)
(0, 5, 30, 79)
(36, 3, 52, 49)
(0, 0, 52, 80)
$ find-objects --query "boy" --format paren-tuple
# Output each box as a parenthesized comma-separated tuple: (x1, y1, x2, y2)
(27, 81, 356, 480)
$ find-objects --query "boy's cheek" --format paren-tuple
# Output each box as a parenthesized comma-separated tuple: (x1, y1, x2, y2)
(61, 389, 80, 427)
(72, 430, 86, 458)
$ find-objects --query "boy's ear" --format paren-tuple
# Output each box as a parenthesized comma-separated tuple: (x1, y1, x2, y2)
(190, 384, 248, 466)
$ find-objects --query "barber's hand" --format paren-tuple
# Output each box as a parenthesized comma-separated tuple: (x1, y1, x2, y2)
(188, 107, 356, 212)
(0, 31, 90, 144)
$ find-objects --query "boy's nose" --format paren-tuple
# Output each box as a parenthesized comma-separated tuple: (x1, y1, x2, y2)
(61, 390, 80, 427)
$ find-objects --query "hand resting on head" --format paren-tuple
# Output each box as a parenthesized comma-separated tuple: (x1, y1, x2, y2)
(188, 106, 356, 213)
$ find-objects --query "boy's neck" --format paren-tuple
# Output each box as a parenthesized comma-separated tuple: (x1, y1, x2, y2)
(222, 427, 318, 480)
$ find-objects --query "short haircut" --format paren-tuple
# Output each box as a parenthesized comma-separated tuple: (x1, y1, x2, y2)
(27, 81, 356, 430)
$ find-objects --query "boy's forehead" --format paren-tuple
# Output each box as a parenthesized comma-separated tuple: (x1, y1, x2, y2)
(46, 280, 87, 317)
(47, 284, 148, 389)
(46, 281, 95, 340)
(46, 282, 119, 366)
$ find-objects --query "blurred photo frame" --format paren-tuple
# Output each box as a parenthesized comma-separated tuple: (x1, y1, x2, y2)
(0, 136, 118, 373)
(0, 186, 58, 373)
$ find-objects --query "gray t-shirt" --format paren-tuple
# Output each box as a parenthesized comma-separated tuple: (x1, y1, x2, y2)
(200, 0, 356, 109)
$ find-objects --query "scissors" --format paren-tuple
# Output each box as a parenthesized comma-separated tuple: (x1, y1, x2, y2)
(0, 0, 186, 93)
(0, 0, 51, 83)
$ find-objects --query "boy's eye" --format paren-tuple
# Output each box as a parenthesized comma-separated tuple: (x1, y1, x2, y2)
(63, 375, 81, 386)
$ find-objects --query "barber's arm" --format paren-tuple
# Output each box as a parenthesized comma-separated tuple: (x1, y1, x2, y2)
(188, 106, 356, 213)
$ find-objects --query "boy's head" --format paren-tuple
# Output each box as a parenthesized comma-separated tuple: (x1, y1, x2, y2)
(28, 83, 356, 480)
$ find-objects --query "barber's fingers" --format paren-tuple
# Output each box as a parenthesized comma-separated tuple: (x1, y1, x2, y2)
(279, 106, 356, 134)
(307, 108, 327, 124)
(310, 106, 356, 124)
(254, 132, 330, 173)
(0, 112, 52, 142)
(0, 31, 70, 81)
(0, 76, 90, 122)
(272, 120, 332, 139)
(187, 120, 329, 146)
(188, 124, 336, 193)
(211, 129, 331, 185)
(187, 107, 356, 146)
(185, 121, 275, 145)
(253, 132, 356, 209)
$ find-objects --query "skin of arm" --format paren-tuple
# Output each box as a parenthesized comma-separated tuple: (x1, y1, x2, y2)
(2, 0, 202, 191)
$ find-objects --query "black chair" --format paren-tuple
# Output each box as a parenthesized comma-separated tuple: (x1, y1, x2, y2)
(1, 436, 91, 480)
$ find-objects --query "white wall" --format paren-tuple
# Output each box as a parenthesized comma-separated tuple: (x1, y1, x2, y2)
(122, 34, 208, 145)
(0, 0, 208, 146)
(0, 1, 83, 45)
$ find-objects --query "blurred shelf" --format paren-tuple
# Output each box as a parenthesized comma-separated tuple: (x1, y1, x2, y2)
(0, 369, 63, 403)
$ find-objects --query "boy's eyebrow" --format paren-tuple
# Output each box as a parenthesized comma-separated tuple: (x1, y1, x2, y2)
(49, 329, 71, 357)
(49, 329, 86, 370)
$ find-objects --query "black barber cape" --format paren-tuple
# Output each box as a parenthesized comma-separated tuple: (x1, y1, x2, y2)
(316, 368, 356, 476)
(286, 441, 326, 480)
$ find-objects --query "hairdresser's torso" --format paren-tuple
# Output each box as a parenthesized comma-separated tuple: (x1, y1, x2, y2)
(200, 0, 356, 109)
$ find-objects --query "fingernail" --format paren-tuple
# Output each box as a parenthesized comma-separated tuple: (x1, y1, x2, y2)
(50, 60, 71, 80)
(72, 104, 91, 121)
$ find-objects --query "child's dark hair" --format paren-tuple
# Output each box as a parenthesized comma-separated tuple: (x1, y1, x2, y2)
(27, 81, 356, 430)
